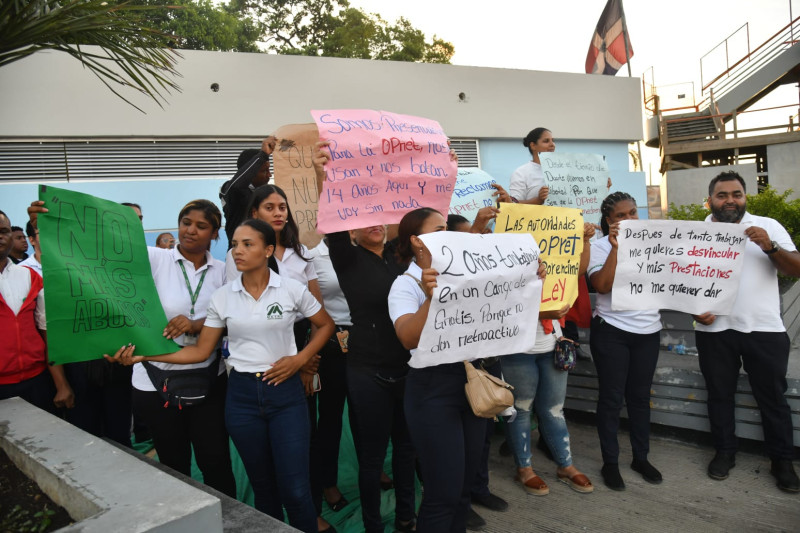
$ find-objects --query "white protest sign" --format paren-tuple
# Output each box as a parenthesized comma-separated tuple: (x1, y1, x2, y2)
(413, 232, 543, 368)
(612, 220, 747, 315)
(539, 153, 607, 225)
(449, 168, 497, 221)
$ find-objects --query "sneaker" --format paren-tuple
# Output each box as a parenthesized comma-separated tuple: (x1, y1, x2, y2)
(575, 344, 592, 361)
(471, 492, 508, 512)
(770, 459, 800, 493)
(707, 451, 736, 481)
(465, 507, 486, 531)
(601, 463, 625, 491)
(631, 459, 663, 484)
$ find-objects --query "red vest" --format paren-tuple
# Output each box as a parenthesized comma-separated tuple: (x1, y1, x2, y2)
(0, 267, 47, 384)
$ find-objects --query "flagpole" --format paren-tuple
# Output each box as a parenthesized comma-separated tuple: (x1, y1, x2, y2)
(619, 0, 645, 176)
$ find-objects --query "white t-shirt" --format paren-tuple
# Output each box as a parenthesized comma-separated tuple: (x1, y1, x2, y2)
(528, 320, 560, 354)
(18, 255, 42, 277)
(205, 270, 322, 373)
(695, 212, 796, 333)
(0, 260, 45, 329)
(388, 262, 427, 368)
(588, 236, 662, 334)
(132, 247, 227, 392)
(308, 241, 352, 326)
(509, 161, 545, 202)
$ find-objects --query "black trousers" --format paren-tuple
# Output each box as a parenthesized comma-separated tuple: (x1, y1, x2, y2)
(471, 358, 502, 500)
(696, 329, 794, 459)
(0, 369, 55, 415)
(132, 371, 236, 498)
(347, 363, 416, 533)
(590, 316, 660, 464)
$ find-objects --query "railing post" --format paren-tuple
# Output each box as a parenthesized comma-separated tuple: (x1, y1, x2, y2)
(733, 110, 738, 139)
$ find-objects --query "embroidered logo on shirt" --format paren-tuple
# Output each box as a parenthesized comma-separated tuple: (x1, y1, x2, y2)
(266, 302, 284, 319)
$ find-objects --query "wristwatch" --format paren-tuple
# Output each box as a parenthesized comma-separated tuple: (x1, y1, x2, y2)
(764, 240, 780, 255)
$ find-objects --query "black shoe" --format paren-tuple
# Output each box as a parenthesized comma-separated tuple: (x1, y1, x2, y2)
(631, 459, 663, 484)
(499, 440, 511, 457)
(707, 451, 736, 481)
(325, 495, 349, 512)
(465, 507, 486, 531)
(770, 459, 800, 493)
(536, 436, 555, 462)
(601, 463, 625, 491)
(471, 492, 508, 512)
(575, 344, 591, 361)
(395, 517, 417, 533)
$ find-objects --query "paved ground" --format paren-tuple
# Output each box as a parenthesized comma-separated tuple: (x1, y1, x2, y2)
(474, 420, 799, 533)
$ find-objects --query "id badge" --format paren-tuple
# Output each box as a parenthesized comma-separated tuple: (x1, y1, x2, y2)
(183, 332, 198, 346)
(336, 330, 349, 353)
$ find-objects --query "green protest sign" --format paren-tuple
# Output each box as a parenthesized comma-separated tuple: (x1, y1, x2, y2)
(38, 185, 178, 364)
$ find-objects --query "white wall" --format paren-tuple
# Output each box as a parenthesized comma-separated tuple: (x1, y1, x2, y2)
(662, 164, 759, 213)
(767, 142, 800, 200)
(0, 48, 643, 141)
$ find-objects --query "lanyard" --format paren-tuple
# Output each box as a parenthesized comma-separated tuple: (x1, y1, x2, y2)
(178, 261, 207, 318)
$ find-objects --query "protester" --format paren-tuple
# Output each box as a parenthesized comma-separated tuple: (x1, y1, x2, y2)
(502, 222, 596, 497)
(0, 210, 74, 413)
(219, 137, 277, 245)
(108, 218, 334, 533)
(131, 199, 236, 497)
(693, 171, 800, 493)
(508, 128, 555, 205)
(588, 192, 662, 491)
(156, 232, 176, 249)
(314, 145, 417, 533)
(8, 225, 29, 264)
(121, 202, 143, 221)
(18, 221, 41, 275)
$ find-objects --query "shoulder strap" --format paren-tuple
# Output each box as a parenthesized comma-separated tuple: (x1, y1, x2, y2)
(403, 272, 425, 292)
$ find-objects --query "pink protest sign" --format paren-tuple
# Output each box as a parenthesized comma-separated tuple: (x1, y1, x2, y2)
(311, 109, 457, 233)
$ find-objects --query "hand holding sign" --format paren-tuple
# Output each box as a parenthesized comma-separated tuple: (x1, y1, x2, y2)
(311, 109, 457, 233)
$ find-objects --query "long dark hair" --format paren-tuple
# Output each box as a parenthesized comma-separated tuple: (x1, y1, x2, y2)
(239, 218, 280, 274)
(396, 207, 441, 263)
(245, 184, 309, 262)
(178, 199, 221, 250)
(522, 127, 550, 156)
(599, 191, 635, 236)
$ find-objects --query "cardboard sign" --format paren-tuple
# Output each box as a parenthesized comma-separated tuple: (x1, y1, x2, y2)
(272, 123, 322, 248)
(37, 185, 178, 364)
(612, 220, 747, 314)
(495, 203, 584, 311)
(412, 232, 543, 368)
(449, 168, 497, 222)
(311, 109, 457, 232)
(539, 153, 607, 225)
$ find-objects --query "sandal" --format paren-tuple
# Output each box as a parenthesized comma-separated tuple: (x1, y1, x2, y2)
(516, 473, 549, 496)
(326, 495, 349, 512)
(557, 472, 594, 494)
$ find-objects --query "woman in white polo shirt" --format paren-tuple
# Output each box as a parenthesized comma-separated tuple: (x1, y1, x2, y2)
(588, 191, 662, 492)
(111, 218, 334, 533)
(133, 199, 236, 498)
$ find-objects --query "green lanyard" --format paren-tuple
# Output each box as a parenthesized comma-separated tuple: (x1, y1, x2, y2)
(178, 261, 208, 319)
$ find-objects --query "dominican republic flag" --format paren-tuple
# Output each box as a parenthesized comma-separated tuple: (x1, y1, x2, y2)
(585, 0, 633, 75)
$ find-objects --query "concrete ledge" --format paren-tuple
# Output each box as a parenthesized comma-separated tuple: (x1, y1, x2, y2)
(0, 397, 222, 532)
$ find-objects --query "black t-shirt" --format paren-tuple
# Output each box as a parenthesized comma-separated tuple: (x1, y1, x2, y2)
(328, 231, 410, 372)
(219, 151, 269, 245)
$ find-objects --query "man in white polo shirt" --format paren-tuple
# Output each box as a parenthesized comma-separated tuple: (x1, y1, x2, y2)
(693, 171, 800, 493)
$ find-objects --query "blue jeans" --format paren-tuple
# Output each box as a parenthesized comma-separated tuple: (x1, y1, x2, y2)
(225, 370, 316, 533)
(502, 351, 572, 469)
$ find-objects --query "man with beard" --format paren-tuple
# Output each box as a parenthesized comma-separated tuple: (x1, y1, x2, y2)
(693, 171, 800, 493)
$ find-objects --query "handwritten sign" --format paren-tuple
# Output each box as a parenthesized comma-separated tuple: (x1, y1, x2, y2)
(38, 185, 178, 364)
(539, 153, 607, 225)
(311, 109, 457, 233)
(495, 203, 583, 312)
(273, 123, 322, 248)
(612, 220, 747, 314)
(449, 168, 497, 221)
(412, 232, 543, 368)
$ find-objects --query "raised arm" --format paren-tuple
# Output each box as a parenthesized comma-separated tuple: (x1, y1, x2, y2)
(393, 268, 438, 350)
(588, 223, 620, 294)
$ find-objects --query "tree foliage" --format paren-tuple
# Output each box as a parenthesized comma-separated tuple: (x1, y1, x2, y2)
(228, 0, 454, 63)
(0, 0, 180, 111)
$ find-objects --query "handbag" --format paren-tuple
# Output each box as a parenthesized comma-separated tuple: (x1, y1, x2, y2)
(143, 352, 220, 409)
(463, 360, 515, 418)
(553, 336, 577, 371)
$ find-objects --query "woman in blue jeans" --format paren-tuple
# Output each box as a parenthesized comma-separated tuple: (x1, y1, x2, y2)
(588, 191, 662, 491)
(108, 219, 334, 533)
(503, 222, 595, 496)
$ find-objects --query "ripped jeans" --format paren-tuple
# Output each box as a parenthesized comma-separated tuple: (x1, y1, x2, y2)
(502, 351, 572, 469)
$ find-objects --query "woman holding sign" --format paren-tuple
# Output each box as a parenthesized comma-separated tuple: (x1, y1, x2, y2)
(508, 127, 554, 205)
(109, 218, 334, 533)
(587, 192, 663, 491)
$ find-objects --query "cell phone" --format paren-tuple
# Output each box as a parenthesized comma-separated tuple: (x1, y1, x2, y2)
(313, 373, 321, 392)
